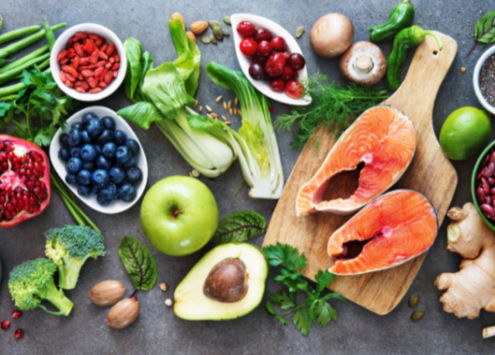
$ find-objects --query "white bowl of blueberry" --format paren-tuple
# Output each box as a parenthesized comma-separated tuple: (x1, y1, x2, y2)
(50, 106, 148, 214)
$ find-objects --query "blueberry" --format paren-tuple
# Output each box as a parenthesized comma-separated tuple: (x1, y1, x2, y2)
(114, 130, 127, 145)
(96, 155, 112, 170)
(102, 142, 117, 159)
(77, 170, 92, 185)
(82, 112, 98, 125)
(123, 155, 138, 168)
(116, 146, 132, 164)
(77, 185, 91, 197)
(125, 167, 143, 184)
(82, 160, 95, 171)
(59, 133, 70, 148)
(71, 122, 86, 131)
(87, 118, 103, 138)
(58, 147, 71, 161)
(100, 182, 117, 199)
(96, 130, 115, 145)
(70, 147, 82, 158)
(90, 185, 99, 194)
(81, 144, 97, 162)
(97, 193, 111, 206)
(65, 173, 77, 185)
(79, 130, 92, 145)
(109, 166, 126, 185)
(94, 145, 102, 155)
(125, 139, 140, 155)
(102, 116, 116, 131)
(91, 169, 110, 188)
(66, 157, 83, 174)
(118, 183, 137, 202)
(67, 129, 82, 146)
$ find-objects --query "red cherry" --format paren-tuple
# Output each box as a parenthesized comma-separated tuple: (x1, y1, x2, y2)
(12, 310, 22, 319)
(14, 328, 24, 340)
(1, 320, 10, 330)
(289, 53, 306, 71)
(282, 50, 291, 59)
(253, 28, 272, 43)
(285, 80, 304, 99)
(240, 38, 258, 57)
(265, 53, 287, 77)
(253, 54, 268, 67)
(281, 66, 296, 82)
(270, 37, 286, 51)
(236, 21, 255, 38)
(257, 41, 273, 57)
(270, 79, 285, 93)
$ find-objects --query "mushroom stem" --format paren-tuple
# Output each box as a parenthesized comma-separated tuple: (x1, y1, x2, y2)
(355, 54, 373, 73)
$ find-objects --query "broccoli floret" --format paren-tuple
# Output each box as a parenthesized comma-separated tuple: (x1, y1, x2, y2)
(45, 225, 106, 290)
(8, 258, 74, 316)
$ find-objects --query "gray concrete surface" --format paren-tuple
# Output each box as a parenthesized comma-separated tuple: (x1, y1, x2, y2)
(1, 0, 494, 354)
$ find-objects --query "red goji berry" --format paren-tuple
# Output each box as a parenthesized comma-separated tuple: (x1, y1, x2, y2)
(75, 87, 86, 93)
(98, 51, 108, 61)
(106, 44, 115, 56)
(57, 50, 68, 62)
(85, 39, 96, 54)
(89, 51, 99, 64)
(72, 56, 80, 70)
(114, 55, 120, 63)
(86, 76, 97, 88)
(73, 42, 84, 57)
(104, 71, 114, 84)
(60, 58, 69, 64)
(88, 87, 102, 94)
(111, 63, 120, 71)
(81, 70, 94, 77)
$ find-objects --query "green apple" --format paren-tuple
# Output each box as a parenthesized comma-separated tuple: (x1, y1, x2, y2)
(140, 176, 219, 256)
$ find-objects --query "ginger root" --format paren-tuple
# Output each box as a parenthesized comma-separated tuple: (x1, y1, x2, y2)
(434, 203, 495, 319)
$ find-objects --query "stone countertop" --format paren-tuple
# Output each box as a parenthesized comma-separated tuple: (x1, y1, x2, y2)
(1, 0, 494, 354)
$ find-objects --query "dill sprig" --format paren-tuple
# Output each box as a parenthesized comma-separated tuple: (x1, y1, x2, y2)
(276, 73, 389, 150)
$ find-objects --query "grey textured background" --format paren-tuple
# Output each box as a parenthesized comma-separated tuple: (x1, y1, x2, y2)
(0, 0, 494, 354)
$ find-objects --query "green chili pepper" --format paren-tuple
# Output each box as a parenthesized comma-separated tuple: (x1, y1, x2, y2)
(384, 25, 442, 91)
(370, 0, 415, 43)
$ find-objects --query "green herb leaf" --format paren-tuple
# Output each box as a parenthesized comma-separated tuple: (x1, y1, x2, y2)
(475, 10, 495, 43)
(271, 291, 296, 310)
(262, 242, 307, 271)
(118, 236, 158, 291)
(211, 210, 266, 245)
(265, 301, 276, 315)
(293, 308, 311, 336)
(117, 101, 164, 130)
(315, 269, 335, 293)
(313, 300, 337, 326)
(124, 37, 143, 100)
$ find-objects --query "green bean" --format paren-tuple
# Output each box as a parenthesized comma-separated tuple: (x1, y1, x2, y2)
(0, 45, 48, 74)
(0, 94, 17, 101)
(44, 16, 56, 50)
(0, 68, 51, 97)
(0, 13, 3, 30)
(0, 23, 66, 59)
(0, 53, 49, 84)
(0, 24, 42, 46)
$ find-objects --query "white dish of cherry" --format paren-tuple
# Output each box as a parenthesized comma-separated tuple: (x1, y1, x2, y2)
(231, 14, 311, 106)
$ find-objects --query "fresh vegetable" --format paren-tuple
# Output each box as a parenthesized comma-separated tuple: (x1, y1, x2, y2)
(466, 10, 495, 58)
(475, 151, 495, 220)
(310, 14, 354, 58)
(263, 243, 344, 336)
(276, 73, 389, 150)
(8, 258, 74, 316)
(339, 41, 387, 86)
(0, 53, 50, 85)
(118, 236, 157, 291)
(0, 23, 42, 46)
(45, 224, 106, 290)
(44, 16, 55, 50)
(0, 13, 3, 30)
(0, 45, 48, 74)
(106, 297, 140, 329)
(434, 203, 495, 319)
(87, 280, 126, 306)
(211, 210, 266, 245)
(369, 0, 415, 42)
(384, 25, 442, 91)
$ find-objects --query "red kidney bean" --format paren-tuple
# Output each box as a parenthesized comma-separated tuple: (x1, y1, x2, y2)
(483, 153, 491, 167)
(489, 178, 495, 186)
(477, 187, 486, 202)
(486, 196, 492, 206)
(483, 163, 495, 177)
(482, 178, 491, 195)
(490, 151, 495, 165)
(481, 204, 495, 215)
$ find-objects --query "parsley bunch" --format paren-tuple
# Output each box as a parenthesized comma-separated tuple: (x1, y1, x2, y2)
(262, 242, 345, 336)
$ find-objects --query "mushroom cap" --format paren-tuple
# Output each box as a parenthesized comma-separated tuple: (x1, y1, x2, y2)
(310, 13, 354, 58)
(339, 41, 387, 86)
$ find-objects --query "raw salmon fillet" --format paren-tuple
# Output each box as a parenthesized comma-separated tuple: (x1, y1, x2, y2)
(296, 106, 416, 216)
(327, 190, 437, 275)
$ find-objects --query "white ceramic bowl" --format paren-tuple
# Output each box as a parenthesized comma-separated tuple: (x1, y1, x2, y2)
(50, 106, 148, 214)
(473, 44, 495, 115)
(50, 23, 127, 102)
(231, 14, 311, 106)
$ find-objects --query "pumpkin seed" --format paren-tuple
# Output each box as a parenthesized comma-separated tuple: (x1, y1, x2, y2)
(210, 35, 218, 45)
(213, 28, 224, 41)
(200, 35, 210, 44)
(411, 310, 425, 321)
(408, 293, 419, 308)
(295, 26, 305, 38)
(209, 20, 222, 30)
(223, 16, 231, 25)
(222, 29, 230, 37)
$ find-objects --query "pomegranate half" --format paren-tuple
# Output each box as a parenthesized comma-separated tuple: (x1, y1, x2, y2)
(0, 135, 51, 227)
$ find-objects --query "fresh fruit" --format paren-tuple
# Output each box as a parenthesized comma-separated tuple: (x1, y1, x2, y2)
(270, 79, 285, 93)
(285, 80, 304, 99)
(249, 63, 264, 80)
(96, 155, 111, 170)
(253, 28, 272, 43)
(141, 176, 219, 256)
(87, 118, 103, 137)
(118, 183, 136, 202)
(116, 145, 132, 164)
(270, 36, 285, 51)
(91, 169, 110, 188)
(125, 140, 140, 155)
(296, 106, 416, 216)
(67, 158, 82, 176)
(281, 66, 296, 82)
(1, 320, 10, 329)
(252, 54, 267, 67)
(173, 243, 268, 320)
(328, 190, 437, 275)
(114, 130, 127, 145)
(109, 166, 125, 184)
(67, 129, 82, 146)
(240, 38, 258, 57)
(236, 21, 255, 38)
(265, 52, 286, 77)
(288, 53, 306, 71)
(101, 116, 116, 131)
(77, 170, 92, 185)
(257, 41, 273, 56)
(126, 167, 143, 184)
(439, 107, 491, 161)
(81, 144, 97, 161)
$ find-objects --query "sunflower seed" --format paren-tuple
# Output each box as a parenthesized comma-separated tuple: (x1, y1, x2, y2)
(411, 310, 425, 321)
(200, 35, 210, 44)
(222, 29, 230, 37)
(223, 16, 231, 25)
(209, 20, 222, 30)
(213, 28, 224, 41)
(295, 26, 305, 38)
(210, 35, 218, 45)
(408, 294, 419, 308)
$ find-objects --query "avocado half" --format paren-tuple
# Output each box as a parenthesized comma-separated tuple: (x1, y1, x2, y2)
(173, 243, 269, 321)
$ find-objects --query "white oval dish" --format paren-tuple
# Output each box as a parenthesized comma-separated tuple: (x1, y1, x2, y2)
(50, 106, 148, 214)
(50, 23, 127, 102)
(230, 14, 311, 106)
(473, 44, 495, 115)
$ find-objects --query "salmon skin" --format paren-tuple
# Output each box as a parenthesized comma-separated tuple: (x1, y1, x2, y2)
(327, 190, 437, 275)
(296, 106, 416, 216)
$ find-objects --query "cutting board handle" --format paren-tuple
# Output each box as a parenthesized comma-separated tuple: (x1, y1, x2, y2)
(386, 33, 458, 115)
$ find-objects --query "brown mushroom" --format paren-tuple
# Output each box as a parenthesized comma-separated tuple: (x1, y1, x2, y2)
(310, 13, 354, 58)
(339, 41, 387, 86)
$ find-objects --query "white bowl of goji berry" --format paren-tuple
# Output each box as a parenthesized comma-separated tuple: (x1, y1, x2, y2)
(50, 23, 127, 102)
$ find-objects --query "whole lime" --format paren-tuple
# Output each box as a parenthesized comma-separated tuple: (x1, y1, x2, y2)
(439, 107, 491, 161)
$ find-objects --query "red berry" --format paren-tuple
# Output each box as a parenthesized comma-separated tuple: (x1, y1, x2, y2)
(236, 21, 255, 38)
(270, 37, 286, 51)
(265, 53, 287, 77)
(249, 63, 264, 80)
(240, 38, 258, 57)
(14, 328, 24, 340)
(252, 54, 268, 67)
(285, 80, 304, 99)
(1, 320, 10, 330)
(282, 50, 291, 59)
(289, 53, 306, 71)
(253, 28, 272, 43)
(12, 310, 22, 319)
(270, 79, 285, 93)
(281, 66, 296, 82)
(257, 41, 273, 57)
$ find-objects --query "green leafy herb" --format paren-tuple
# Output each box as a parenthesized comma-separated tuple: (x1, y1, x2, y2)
(123, 37, 143, 100)
(212, 210, 266, 245)
(276, 73, 388, 150)
(466, 10, 495, 58)
(118, 236, 158, 291)
(262, 242, 345, 336)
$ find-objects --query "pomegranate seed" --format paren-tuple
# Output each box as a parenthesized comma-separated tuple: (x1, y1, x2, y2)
(1, 320, 10, 329)
(12, 310, 22, 319)
(14, 328, 24, 339)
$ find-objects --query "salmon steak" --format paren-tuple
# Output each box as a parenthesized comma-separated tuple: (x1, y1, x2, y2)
(327, 190, 437, 275)
(296, 106, 416, 216)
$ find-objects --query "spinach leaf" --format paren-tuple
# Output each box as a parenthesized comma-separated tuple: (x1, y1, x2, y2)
(123, 37, 143, 100)
(118, 236, 157, 291)
(211, 210, 267, 245)
(133, 51, 154, 102)
(466, 10, 495, 57)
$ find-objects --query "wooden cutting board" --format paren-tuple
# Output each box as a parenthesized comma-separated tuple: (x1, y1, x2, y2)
(263, 33, 458, 315)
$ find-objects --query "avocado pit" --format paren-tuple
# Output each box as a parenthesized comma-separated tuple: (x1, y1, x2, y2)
(203, 257, 249, 303)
